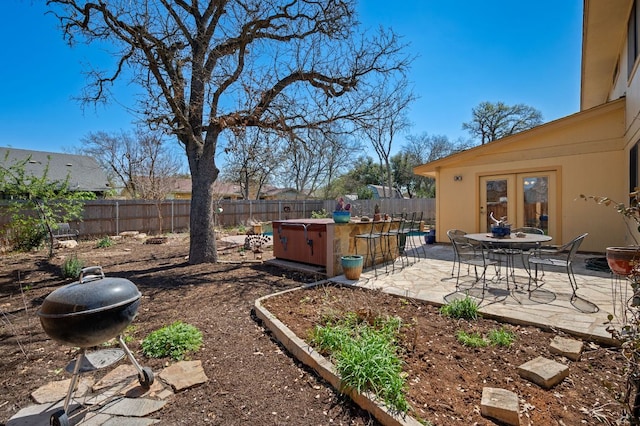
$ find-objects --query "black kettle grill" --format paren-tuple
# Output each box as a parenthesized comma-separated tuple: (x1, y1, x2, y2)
(37, 266, 154, 426)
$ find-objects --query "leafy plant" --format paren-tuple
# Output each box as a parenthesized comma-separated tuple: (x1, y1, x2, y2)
(142, 321, 203, 360)
(61, 255, 84, 279)
(439, 295, 480, 320)
(335, 197, 351, 212)
(488, 327, 516, 347)
(96, 236, 113, 248)
(310, 312, 409, 413)
(8, 220, 47, 252)
(0, 151, 93, 257)
(311, 209, 330, 218)
(455, 330, 488, 348)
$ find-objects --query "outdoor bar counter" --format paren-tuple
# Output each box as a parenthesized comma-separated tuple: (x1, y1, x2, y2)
(272, 218, 400, 277)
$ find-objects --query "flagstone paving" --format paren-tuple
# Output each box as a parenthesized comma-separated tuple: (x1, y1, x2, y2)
(330, 241, 624, 345)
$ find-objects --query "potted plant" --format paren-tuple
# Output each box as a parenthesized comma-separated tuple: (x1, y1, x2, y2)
(581, 191, 640, 276)
(333, 197, 351, 223)
(341, 254, 363, 280)
(373, 204, 381, 222)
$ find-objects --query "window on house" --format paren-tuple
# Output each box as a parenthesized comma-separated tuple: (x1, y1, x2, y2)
(629, 1, 640, 78)
(632, 141, 640, 192)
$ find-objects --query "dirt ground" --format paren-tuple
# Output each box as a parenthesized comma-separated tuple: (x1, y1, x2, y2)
(0, 233, 630, 425)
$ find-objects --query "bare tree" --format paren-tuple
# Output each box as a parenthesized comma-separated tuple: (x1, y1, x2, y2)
(222, 128, 282, 200)
(359, 76, 415, 197)
(277, 127, 358, 197)
(81, 129, 182, 199)
(48, 0, 410, 263)
(462, 101, 543, 145)
(401, 133, 460, 198)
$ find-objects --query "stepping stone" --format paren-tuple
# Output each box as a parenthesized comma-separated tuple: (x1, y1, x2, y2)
(550, 336, 583, 361)
(100, 397, 167, 417)
(31, 377, 94, 404)
(517, 356, 569, 389)
(480, 387, 520, 426)
(93, 364, 138, 391)
(159, 360, 208, 391)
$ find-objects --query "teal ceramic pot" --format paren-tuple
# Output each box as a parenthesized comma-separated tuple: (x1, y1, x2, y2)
(333, 211, 351, 223)
(341, 255, 363, 280)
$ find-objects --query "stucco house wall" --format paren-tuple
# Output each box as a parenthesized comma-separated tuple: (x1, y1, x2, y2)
(419, 98, 627, 253)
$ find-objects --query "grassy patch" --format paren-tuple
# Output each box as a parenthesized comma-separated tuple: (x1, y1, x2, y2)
(455, 330, 488, 348)
(310, 312, 409, 414)
(488, 327, 516, 347)
(439, 295, 480, 320)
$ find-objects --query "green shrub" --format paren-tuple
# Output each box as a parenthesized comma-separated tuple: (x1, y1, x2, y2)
(311, 209, 330, 218)
(439, 295, 480, 320)
(96, 236, 113, 248)
(61, 255, 84, 279)
(310, 313, 409, 414)
(142, 321, 203, 360)
(10, 219, 46, 252)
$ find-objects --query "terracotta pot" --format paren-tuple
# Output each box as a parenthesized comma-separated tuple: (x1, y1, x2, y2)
(341, 255, 363, 280)
(606, 246, 640, 276)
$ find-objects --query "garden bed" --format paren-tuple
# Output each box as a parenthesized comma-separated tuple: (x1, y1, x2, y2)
(260, 284, 628, 425)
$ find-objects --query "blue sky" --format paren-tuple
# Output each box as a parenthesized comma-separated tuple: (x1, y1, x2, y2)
(1, 1, 582, 155)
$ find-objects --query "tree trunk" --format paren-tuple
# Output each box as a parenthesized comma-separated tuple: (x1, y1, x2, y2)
(187, 141, 219, 264)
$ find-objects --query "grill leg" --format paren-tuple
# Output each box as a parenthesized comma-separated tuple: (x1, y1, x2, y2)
(118, 335, 154, 389)
(63, 349, 85, 413)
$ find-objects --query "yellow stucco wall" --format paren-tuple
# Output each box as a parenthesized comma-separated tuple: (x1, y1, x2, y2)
(425, 99, 627, 253)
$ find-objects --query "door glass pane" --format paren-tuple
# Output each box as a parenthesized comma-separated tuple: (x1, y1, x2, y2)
(485, 179, 508, 229)
(523, 176, 549, 233)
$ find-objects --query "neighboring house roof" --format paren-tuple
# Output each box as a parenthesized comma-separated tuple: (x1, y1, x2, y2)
(260, 185, 305, 199)
(0, 147, 111, 192)
(367, 184, 404, 199)
(160, 177, 243, 198)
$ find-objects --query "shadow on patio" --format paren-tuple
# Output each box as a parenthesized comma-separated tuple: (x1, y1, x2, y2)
(330, 240, 628, 346)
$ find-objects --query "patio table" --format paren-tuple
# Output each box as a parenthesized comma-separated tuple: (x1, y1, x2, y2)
(464, 232, 552, 290)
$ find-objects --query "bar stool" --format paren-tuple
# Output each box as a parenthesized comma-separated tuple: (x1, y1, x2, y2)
(408, 211, 427, 260)
(355, 219, 386, 276)
(380, 212, 410, 272)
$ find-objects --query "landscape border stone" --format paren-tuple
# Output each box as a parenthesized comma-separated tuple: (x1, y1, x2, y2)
(254, 282, 424, 426)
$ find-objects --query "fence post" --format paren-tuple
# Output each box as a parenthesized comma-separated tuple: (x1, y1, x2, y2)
(171, 201, 174, 234)
(115, 201, 119, 235)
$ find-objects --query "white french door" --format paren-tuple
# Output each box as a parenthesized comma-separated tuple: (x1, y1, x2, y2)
(479, 171, 556, 240)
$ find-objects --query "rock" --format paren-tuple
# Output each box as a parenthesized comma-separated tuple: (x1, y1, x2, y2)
(58, 240, 78, 249)
(517, 356, 569, 389)
(159, 360, 208, 391)
(550, 336, 583, 361)
(480, 387, 520, 425)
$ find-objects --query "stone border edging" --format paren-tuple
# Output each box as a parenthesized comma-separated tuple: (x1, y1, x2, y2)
(254, 282, 423, 426)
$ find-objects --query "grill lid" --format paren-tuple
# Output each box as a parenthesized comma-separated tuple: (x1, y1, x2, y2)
(37, 266, 141, 318)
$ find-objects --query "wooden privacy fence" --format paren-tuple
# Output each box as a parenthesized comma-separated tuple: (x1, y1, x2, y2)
(0, 198, 435, 238)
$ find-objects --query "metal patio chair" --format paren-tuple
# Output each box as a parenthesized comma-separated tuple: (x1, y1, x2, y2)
(526, 232, 589, 298)
(448, 230, 499, 292)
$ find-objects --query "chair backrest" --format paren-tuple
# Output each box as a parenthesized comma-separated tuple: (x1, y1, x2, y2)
(565, 233, 588, 261)
(410, 211, 423, 232)
(447, 229, 467, 240)
(512, 227, 544, 235)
